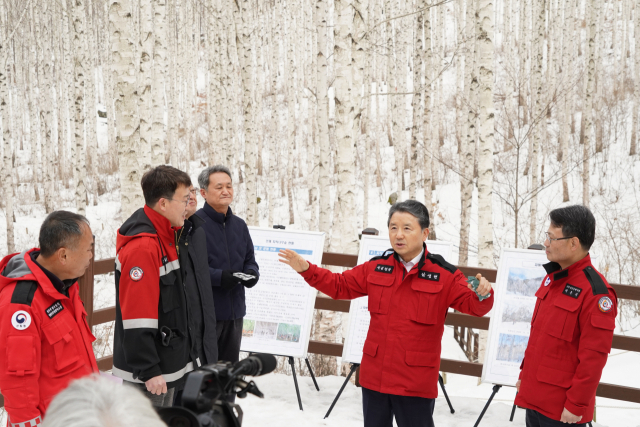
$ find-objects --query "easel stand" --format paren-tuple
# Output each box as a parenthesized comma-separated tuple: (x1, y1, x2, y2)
(439, 374, 455, 414)
(287, 356, 320, 411)
(324, 369, 455, 419)
(474, 384, 502, 427)
(324, 363, 359, 418)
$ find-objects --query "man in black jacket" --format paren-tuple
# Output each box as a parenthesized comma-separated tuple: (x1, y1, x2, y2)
(179, 184, 218, 366)
(196, 165, 259, 366)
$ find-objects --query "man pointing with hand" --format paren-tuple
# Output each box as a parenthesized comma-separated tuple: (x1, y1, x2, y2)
(279, 200, 493, 427)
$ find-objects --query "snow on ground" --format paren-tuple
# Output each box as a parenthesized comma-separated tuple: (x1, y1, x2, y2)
(238, 326, 637, 427)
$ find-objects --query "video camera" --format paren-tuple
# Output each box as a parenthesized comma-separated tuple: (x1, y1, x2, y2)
(158, 353, 277, 427)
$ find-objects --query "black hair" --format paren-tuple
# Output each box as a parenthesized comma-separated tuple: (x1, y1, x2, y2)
(549, 205, 596, 251)
(387, 200, 430, 230)
(141, 165, 192, 207)
(39, 211, 90, 257)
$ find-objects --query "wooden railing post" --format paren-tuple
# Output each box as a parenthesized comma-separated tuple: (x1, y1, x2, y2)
(77, 236, 96, 328)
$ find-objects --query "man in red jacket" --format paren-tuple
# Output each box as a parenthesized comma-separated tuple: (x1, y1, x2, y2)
(113, 165, 195, 407)
(515, 205, 616, 426)
(279, 200, 493, 427)
(0, 211, 99, 427)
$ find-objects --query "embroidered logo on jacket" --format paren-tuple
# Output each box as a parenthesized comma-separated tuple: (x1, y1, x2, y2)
(544, 276, 551, 287)
(130, 267, 144, 281)
(598, 296, 613, 312)
(374, 264, 394, 274)
(418, 271, 440, 282)
(11, 310, 31, 330)
(562, 284, 582, 299)
(45, 301, 64, 319)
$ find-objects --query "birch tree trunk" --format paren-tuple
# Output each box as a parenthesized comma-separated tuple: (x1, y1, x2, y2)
(529, 0, 544, 245)
(331, 0, 358, 254)
(477, 0, 494, 268)
(583, 0, 598, 207)
(234, 0, 257, 225)
(316, 0, 332, 249)
(151, 0, 167, 166)
(73, 0, 88, 215)
(631, 0, 639, 156)
(423, 7, 433, 215)
(0, 9, 15, 253)
(40, 6, 55, 214)
(559, 0, 570, 201)
(460, 0, 476, 265)
(110, 0, 144, 219)
(409, 1, 424, 201)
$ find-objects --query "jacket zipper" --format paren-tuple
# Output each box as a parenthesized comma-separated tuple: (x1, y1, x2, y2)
(223, 221, 235, 319)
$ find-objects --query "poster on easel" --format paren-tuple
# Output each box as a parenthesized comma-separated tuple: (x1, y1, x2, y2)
(341, 236, 454, 364)
(241, 227, 325, 358)
(480, 248, 550, 386)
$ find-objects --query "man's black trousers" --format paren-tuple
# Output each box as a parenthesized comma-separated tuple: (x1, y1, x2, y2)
(216, 318, 243, 402)
(216, 318, 243, 363)
(362, 387, 435, 427)
(525, 409, 587, 427)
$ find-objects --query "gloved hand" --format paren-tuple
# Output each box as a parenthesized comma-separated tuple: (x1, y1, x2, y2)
(220, 270, 241, 291)
(241, 270, 259, 288)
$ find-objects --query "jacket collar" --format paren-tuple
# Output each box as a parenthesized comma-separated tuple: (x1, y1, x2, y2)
(203, 202, 233, 224)
(392, 243, 429, 271)
(23, 249, 73, 300)
(143, 205, 181, 244)
(543, 254, 592, 282)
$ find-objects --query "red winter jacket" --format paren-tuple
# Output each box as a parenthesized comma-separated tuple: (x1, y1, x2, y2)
(0, 250, 98, 427)
(300, 244, 493, 398)
(113, 206, 197, 388)
(515, 255, 617, 422)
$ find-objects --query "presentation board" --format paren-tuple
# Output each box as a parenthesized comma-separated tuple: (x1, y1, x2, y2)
(481, 248, 549, 386)
(341, 237, 454, 364)
(241, 227, 325, 358)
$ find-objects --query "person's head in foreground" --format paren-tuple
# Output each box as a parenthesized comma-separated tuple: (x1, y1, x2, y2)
(387, 200, 430, 262)
(544, 204, 595, 269)
(42, 375, 166, 427)
(141, 165, 192, 228)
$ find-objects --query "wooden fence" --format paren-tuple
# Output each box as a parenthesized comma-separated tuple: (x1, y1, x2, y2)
(2, 249, 640, 408)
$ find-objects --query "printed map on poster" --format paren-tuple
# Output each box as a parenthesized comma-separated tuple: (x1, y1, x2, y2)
(341, 236, 453, 364)
(481, 248, 549, 386)
(241, 227, 325, 358)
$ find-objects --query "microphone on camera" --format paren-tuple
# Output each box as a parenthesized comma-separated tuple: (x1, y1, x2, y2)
(230, 353, 277, 377)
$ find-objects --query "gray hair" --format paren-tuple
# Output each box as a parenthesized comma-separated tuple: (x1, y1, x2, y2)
(387, 200, 430, 230)
(198, 165, 232, 190)
(39, 211, 90, 258)
(41, 375, 166, 427)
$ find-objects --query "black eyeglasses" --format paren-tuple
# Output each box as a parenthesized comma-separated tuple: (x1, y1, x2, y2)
(544, 232, 574, 243)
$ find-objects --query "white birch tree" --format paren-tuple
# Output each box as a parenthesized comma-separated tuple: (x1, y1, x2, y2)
(110, 0, 144, 219)
(73, 0, 88, 215)
(476, 0, 494, 267)
(234, 0, 258, 226)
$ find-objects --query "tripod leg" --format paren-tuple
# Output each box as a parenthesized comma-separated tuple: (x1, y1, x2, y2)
(438, 374, 455, 414)
(289, 356, 303, 411)
(473, 385, 502, 427)
(509, 392, 517, 422)
(324, 364, 358, 419)
(305, 358, 320, 391)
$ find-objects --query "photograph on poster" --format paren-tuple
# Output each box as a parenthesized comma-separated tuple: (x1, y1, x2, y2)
(241, 228, 325, 358)
(506, 267, 546, 297)
(341, 236, 454, 364)
(501, 299, 534, 324)
(481, 248, 550, 386)
(496, 333, 529, 363)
